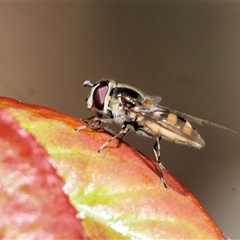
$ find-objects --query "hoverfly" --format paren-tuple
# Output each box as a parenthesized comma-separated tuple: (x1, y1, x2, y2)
(75, 79, 235, 188)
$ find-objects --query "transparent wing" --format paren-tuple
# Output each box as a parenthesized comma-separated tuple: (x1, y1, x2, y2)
(133, 104, 236, 133)
(149, 95, 162, 105)
(124, 103, 206, 149)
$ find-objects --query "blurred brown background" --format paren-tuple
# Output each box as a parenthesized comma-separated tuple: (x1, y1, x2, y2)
(0, 2, 239, 238)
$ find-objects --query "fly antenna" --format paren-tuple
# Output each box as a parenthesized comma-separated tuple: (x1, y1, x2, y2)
(83, 80, 94, 88)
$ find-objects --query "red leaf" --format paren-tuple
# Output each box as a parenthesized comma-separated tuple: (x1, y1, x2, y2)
(0, 97, 225, 239)
(0, 107, 86, 239)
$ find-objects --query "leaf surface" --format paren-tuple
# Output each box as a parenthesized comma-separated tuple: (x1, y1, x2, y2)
(0, 97, 224, 239)
(0, 106, 86, 239)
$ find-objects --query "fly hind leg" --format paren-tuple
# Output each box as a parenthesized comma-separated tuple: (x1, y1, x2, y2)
(153, 137, 168, 189)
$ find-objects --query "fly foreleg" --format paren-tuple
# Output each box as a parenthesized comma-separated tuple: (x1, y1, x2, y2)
(153, 137, 168, 189)
(74, 114, 112, 131)
(97, 122, 131, 153)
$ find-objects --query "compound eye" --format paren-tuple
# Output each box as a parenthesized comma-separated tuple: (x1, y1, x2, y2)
(93, 82, 109, 110)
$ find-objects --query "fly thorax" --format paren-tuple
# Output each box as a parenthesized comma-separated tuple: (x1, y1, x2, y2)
(126, 110, 138, 121)
(108, 98, 127, 123)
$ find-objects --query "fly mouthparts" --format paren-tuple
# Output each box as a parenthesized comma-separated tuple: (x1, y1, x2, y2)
(83, 80, 94, 88)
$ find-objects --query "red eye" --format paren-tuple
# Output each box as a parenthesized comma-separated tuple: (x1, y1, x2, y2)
(93, 82, 109, 110)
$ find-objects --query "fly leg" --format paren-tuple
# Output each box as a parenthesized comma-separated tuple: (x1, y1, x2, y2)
(119, 127, 130, 141)
(74, 115, 111, 131)
(98, 122, 130, 152)
(153, 137, 168, 189)
(119, 121, 142, 141)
